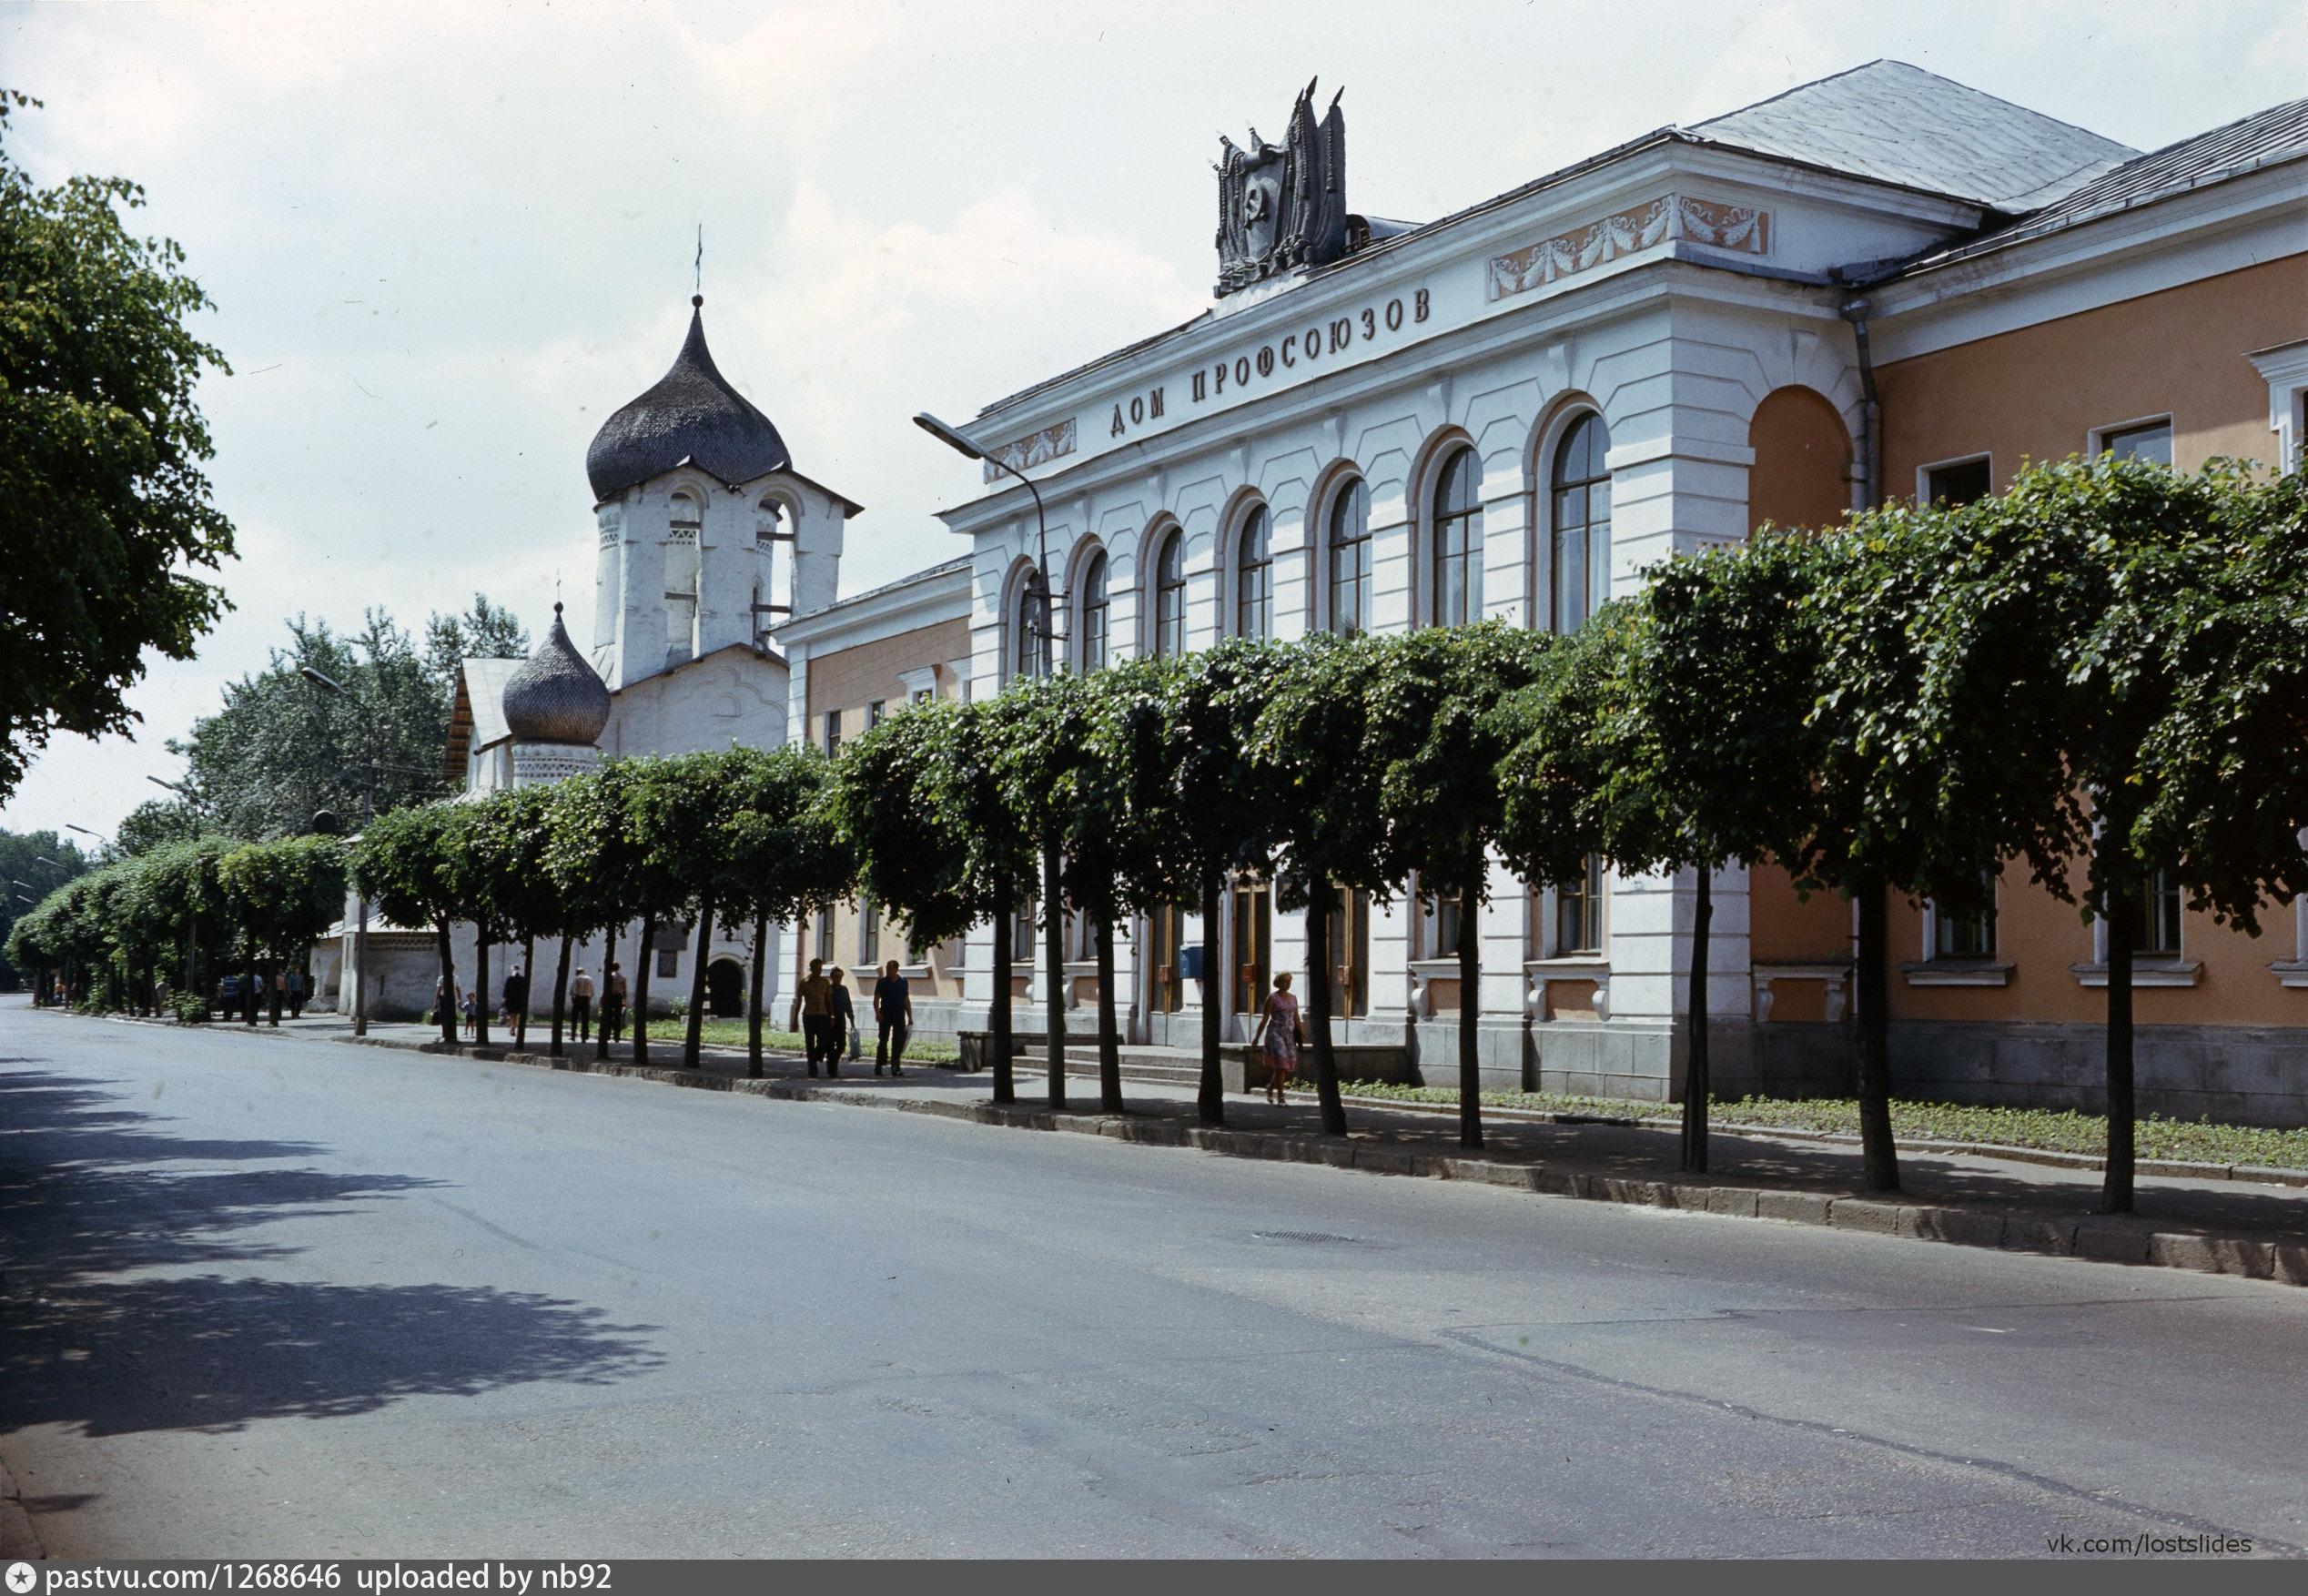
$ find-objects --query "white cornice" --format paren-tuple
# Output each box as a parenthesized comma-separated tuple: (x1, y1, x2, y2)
(772, 561, 972, 653)
(1868, 160, 2308, 362)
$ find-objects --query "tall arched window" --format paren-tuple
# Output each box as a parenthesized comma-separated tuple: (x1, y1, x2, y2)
(1235, 506, 1272, 641)
(1013, 572, 1047, 681)
(1328, 478, 1372, 637)
(1553, 413, 1613, 632)
(1078, 550, 1109, 672)
(1432, 448, 1483, 627)
(1153, 529, 1186, 657)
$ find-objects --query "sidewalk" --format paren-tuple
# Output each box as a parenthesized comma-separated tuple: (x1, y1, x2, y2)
(82, 1007, 2308, 1286)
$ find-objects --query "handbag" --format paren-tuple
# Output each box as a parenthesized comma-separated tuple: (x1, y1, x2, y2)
(848, 1021, 863, 1060)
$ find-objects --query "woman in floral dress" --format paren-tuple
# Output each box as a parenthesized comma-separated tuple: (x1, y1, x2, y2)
(1251, 972, 1303, 1105)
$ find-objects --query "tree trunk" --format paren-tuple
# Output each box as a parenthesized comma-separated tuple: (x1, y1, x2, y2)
(990, 873, 1016, 1104)
(519, 935, 535, 1049)
(473, 926, 491, 1047)
(244, 936, 258, 1025)
(1094, 913, 1122, 1113)
(683, 894, 714, 1068)
(550, 931, 572, 1057)
(1458, 854, 1484, 1151)
(1198, 876, 1224, 1127)
(2103, 873, 2136, 1214)
(596, 925, 615, 1062)
(631, 913, 655, 1067)
(268, 951, 283, 1025)
(1305, 876, 1348, 1136)
(1681, 866, 1712, 1174)
(1853, 870, 1901, 1191)
(748, 908, 767, 1078)
(1043, 843, 1067, 1109)
(435, 923, 458, 1045)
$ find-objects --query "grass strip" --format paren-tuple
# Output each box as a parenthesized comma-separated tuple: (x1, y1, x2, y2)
(1304, 1082, 2308, 1171)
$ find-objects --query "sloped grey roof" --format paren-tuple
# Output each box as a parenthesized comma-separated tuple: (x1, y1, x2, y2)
(1687, 60, 2137, 210)
(501, 604, 611, 747)
(1892, 96, 2308, 277)
(460, 658, 521, 750)
(586, 303, 791, 501)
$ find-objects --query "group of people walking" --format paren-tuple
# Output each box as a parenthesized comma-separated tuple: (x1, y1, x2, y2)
(433, 964, 628, 1043)
(214, 968, 309, 1022)
(789, 958, 912, 1077)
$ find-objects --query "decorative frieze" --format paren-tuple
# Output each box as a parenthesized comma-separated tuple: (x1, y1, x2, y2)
(1490, 195, 1769, 300)
(984, 419, 1077, 482)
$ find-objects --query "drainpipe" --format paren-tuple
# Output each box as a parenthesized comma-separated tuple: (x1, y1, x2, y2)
(1840, 297, 1882, 511)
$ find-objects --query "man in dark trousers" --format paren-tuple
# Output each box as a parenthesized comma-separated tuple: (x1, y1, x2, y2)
(502, 965, 529, 1045)
(874, 959, 913, 1076)
(788, 958, 832, 1076)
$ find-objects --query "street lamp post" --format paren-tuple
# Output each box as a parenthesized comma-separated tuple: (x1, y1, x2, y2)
(299, 669, 374, 1035)
(914, 411, 1068, 1109)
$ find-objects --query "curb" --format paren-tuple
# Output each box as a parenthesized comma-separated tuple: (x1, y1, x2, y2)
(0, 1456, 44, 1560)
(353, 1031, 2308, 1290)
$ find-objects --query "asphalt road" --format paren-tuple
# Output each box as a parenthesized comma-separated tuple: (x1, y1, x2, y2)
(3, 997, 2303, 1559)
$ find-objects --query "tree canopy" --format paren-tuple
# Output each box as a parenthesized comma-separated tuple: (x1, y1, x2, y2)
(0, 93, 235, 803)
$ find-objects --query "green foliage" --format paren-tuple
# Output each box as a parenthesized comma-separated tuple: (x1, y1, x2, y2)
(1911, 456, 2248, 920)
(351, 802, 462, 935)
(169, 609, 474, 842)
(0, 829, 91, 985)
(835, 702, 987, 951)
(2136, 466, 2308, 927)
(216, 834, 346, 956)
(1249, 632, 1395, 911)
(422, 595, 530, 693)
(0, 93, 235, 803)
(710, 743, 849, 934)
(1366, 622, 1553, 902)
(115, 798, 197, 856)
(1493, 603, 1639, 889)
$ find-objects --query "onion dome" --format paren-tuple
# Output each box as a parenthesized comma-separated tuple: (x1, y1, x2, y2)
(501, 604, 612, 746)
(585, 298, 791, 501)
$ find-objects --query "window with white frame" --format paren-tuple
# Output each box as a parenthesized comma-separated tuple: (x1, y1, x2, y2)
(2099, 419, 2172, 466)
(1328, 478, 1372, 638)
(1930, 873, 1998, 959)
(1236, 506, 1272, 641)
(1432, 448, 1483, 628)
(1078, 550, 1109, 671)
(1152, 529, 1186, 657)
(2135, 871, 2182, 957)
(1554, 854, 1605, 955)
(1552, 415, 1611, 631)
(1924, 456, 1991, 507)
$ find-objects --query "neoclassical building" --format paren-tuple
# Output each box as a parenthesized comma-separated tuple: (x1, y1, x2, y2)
(910, 62, 2308, 1118)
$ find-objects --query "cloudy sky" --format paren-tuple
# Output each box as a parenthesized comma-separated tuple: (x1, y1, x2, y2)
(3, 0, 2300, 840)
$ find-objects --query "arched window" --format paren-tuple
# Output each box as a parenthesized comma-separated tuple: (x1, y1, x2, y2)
(669, 490, 701, 531)
(1153, 529, 1186, 657)
(1553, 413, 1613, 632)
(1013, 571, 1048, 681)
(1432, 448, 1483, 627)
(1078, 551, 1108, 672)
(1328, 478, 1372, 637)
(1235, 506, 1272, 641)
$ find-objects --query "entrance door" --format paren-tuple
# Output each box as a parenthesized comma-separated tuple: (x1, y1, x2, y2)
(1327, 888, 1371, 1020)
(1231, 880, 1271, 1021)
(707, 959, 744, 1017)
(1149, 904, 1187, 1014)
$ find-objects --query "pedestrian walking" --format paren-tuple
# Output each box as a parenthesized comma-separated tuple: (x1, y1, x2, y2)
(287, 969, 306, 1019)
(502, 965, 529, 1030)
(461, 987, 480, 1041)
(1250, 972, 1303, 1106)
(571, 966, 594, 1042)
(790, 958, 832, 1076)
(828, 966, 855, 1076)
(604, 964, 628, 1045)
(874, 959, 913, 1076)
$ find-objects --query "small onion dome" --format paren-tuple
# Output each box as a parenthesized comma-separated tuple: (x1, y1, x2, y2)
(501, 604, 612, 746)
(584, 300, 791, 501)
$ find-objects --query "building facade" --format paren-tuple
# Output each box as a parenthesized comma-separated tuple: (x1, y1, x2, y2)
(926, 64, 2308, 1118)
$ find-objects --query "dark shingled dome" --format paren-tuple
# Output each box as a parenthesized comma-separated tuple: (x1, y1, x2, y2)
(585, 304, 790, 501)
(501, 604, 612, 746)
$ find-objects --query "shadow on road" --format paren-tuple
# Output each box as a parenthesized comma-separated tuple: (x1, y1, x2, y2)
(0, 1066, 663, 1439)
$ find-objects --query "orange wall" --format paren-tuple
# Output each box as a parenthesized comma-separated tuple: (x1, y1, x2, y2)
(805, 618, 970, 732)
(1748, 386, 1853, 534)
(1881, 254, 2307, 491)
